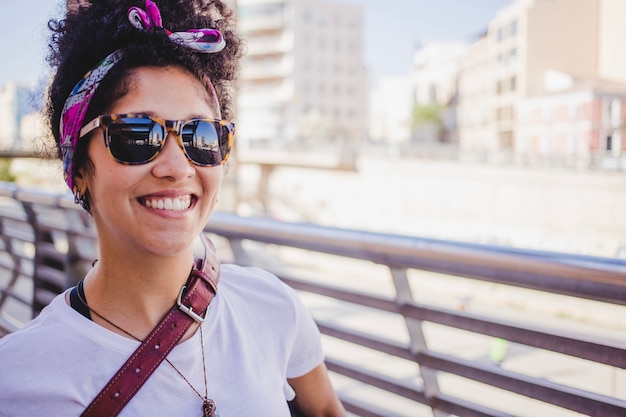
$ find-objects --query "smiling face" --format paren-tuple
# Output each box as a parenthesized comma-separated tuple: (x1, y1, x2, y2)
(76, 66, 223, 259)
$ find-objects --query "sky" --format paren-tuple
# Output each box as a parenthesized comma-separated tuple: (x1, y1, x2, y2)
(0, 0, 513, 88)
(342, 0, 512, 81)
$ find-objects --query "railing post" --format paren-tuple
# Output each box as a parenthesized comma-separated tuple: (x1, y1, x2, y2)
(225, 237, 255, 266)
(64, 208, 96, 287)
(0, 209, 23, 313)
(390, 266, 446, 417)
(20, 200, 52, 317)
(20, 198, 92, 316)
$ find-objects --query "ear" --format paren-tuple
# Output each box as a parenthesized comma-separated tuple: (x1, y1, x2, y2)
(72, 166, 89, 197)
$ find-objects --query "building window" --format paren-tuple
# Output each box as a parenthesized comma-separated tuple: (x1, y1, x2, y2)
(570, 104, 581, 120)
(567, 134, 579, 156)
(500, 131, 513, 149)
(543, 108, 553, 124)
(510, 19, 518, 37)
(239, 4, 284, 19)
(609, 98, 621, 126)
(496, 106, 513, 122)
(509, 48, 517, 67)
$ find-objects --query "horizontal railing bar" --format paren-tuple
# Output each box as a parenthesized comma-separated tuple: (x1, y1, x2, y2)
(0, 261, 33, 278)
(12, 189, 72, 207)
(340, 399, 406, 417)
(36, 242, 67, 260)
(431, 393, 516, 417)
(0, 314, 21, 334)
(33, 288, 58, 308)
(420, 350, 626, 416)
(0, 185, 74, 210)
(34, 265, 69, 290)
(0, 288, 30, 307)
(204, 213, 626, 305)
(403, 303, 626, 369)
(279, 274, 400, 313)
(204, 212, 626, 276)
(325, 357, 426, 403)
(317, 321, 413, 361)
(0, 209, 27, 222)
(28, 218, 96, 238)
(0, 227, 34, 243)
(0, 257, 18, 271)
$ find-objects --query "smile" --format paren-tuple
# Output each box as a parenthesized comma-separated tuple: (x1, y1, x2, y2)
(142, 195, 192, 211)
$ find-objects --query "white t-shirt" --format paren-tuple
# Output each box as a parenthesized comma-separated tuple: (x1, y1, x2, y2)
(0, 264, 324, 417)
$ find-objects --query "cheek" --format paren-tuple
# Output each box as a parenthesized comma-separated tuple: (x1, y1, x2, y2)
(86, 153, 140, 203)
(200, 168, 224, 198)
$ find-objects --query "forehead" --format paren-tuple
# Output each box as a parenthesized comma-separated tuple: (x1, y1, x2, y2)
(112, 66, 220, 118)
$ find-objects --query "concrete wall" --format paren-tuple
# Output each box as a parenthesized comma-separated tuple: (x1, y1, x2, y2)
(249, 156, 626, 258)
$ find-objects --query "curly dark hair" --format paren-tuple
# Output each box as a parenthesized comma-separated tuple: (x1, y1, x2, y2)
(46, 0, 242, 172)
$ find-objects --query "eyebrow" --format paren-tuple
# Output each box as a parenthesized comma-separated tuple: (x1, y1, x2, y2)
(129, 111, 220, 120)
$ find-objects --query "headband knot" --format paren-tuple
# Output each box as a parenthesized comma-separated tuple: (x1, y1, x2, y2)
(127, 0, 225, 53)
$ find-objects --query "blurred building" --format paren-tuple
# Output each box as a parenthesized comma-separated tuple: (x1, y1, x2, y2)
(0, 83, 32, 150)
(457, 0, 626, 166)
(369, 75, 413, 145)
(516, 74, 626, 169)
(411, 42, 467, 145)
(413, 42, 468, 108)
(235, 0, 368, 153)
(370, 42, 468, 149)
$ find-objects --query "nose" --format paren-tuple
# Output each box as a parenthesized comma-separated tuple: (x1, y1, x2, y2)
(150, 132, 196, 180)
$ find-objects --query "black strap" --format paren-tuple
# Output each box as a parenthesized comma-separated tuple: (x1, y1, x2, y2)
(70, 281, 92, 320)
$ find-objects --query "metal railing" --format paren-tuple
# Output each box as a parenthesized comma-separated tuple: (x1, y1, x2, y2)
(1, 182, 625, 417)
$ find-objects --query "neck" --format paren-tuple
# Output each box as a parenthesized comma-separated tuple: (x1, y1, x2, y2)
(82, 248, 196, 339)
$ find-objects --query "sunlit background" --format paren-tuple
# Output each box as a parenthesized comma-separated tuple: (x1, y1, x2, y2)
(1, 0, 625, 259)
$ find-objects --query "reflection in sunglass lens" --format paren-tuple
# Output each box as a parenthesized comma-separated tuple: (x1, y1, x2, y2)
(107, 118, 163, 164)
(182, 120, 222, 166)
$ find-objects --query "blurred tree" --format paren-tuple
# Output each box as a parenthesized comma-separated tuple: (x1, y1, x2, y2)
(0, 159, 16, 182)
(412, 104, 447, 142)
(412, 104, 444, 129)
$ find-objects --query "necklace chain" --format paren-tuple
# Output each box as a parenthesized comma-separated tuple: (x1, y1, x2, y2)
(74, 281, 213, 413)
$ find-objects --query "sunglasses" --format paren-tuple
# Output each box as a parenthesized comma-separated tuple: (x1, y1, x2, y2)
(79, 113, 234, 166)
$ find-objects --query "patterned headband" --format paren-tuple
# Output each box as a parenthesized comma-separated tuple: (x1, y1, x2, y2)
(59, 0, 226, 191)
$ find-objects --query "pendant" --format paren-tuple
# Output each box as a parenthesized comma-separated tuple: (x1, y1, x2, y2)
(203, 399, 217, 417)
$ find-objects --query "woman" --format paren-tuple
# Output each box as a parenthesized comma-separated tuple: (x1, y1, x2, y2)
(0, 1, 346, 416)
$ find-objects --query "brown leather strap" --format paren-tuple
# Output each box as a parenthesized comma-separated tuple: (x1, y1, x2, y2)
(81, 234, 220, 417)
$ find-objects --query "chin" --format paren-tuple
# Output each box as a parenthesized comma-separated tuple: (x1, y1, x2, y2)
(139, 234, 196, 258)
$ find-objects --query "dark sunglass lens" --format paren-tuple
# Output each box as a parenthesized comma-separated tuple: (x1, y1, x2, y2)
(182, 121, 227, 165)
(107, 118, 162, 164)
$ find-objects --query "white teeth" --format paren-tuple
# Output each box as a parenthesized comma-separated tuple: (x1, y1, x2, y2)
(143, 196, 191, 211)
